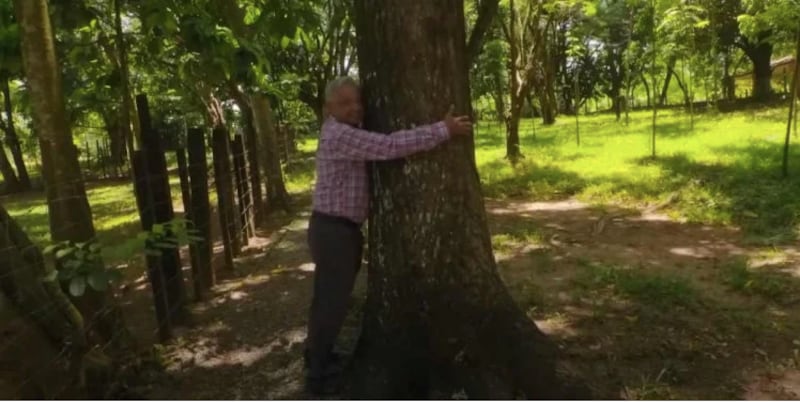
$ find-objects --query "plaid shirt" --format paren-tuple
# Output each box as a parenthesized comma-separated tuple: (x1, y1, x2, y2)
(312, 117, 450, 224)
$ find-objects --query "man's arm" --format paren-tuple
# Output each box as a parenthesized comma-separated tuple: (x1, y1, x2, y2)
(323, 121, 451, 161)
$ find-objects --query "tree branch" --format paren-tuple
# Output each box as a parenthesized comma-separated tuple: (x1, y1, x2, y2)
(467, 0, 500, 65)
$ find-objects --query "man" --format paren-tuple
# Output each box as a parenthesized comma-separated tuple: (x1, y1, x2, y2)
(305, 76, 472, 394)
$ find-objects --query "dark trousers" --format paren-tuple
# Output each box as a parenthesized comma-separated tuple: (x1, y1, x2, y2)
(306, 211, 363, 378)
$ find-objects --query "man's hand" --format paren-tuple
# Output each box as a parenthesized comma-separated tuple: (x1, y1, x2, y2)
(444, 105, 473, 137)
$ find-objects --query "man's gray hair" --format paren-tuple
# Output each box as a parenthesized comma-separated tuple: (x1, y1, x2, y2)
(325, 76, 359, 102)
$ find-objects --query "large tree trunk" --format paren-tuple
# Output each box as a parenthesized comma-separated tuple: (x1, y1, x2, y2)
(250, 94, 290, 212)
(741, 35, 774, 101)
(15, 0, 94, 242)
(0, 204, 89, 399)
(1, 77, 30, 189)
(15, 0, 126, 357)
(350, 0, 583, 398)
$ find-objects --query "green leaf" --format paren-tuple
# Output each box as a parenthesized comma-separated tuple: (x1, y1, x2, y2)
(55, 248, 75, 259)
(244, 5, 262, 25)
(152, 224, 165, 234)
(43, 244, 59, 255)
(69, 276, 87, 297)
(42, 270, 58, 282)
(57, 269, 73, 281)
(87, 271, 108, 291)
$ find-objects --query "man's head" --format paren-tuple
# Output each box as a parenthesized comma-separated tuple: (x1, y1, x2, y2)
(324, 76, 363, 126)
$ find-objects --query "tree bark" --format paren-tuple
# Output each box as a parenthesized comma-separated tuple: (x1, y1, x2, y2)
(658, 56, 677, 106)
(14, 0, 95, 243)
(101, 113, 125, 171)
(740, 35, 774, 102)
(250, 94, 290, 212)
(15, 0, 127, 358)
(228, 84, 265, 225)
(0, 204, 88, 398)
(466, 0, 501, 64)
(0, 138, 21, 193)
(115, 0, 139, 155)
(505, 101, 522, 162)
(1, 77, 30, 189)
(351, 0, 583, 398)
(781, 29, 800, 178)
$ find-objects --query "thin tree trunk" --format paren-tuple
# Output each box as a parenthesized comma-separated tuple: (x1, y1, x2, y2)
(506, 101, 522, 162)
(228, 84, 265, 226)
(250, 94, 290, 212)
(1, 77, 30, 189)
(0, 139, 21, 193)
(115, 0, 138, 155)
(350, 0, 585, 398)
(782, 29, 800, 178)
(650, 0, 658, 159)
(640, 72, 651, 108)
(658, 56, 677, 106)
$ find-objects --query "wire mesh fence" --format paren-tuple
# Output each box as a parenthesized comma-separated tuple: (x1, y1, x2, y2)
(0, 93, 303, 399)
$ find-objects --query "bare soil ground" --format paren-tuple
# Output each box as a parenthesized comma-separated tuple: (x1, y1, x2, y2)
(129, 197, 800, 400)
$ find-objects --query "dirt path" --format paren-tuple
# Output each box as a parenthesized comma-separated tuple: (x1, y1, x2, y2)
(138, 198, 800, 399)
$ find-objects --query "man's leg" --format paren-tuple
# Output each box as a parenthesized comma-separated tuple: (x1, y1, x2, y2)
(306, 216, 362, 381)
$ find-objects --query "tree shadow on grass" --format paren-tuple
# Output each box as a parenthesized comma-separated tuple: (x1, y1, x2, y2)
(632, 144, 800, 243)
(486, 199, 800, 399)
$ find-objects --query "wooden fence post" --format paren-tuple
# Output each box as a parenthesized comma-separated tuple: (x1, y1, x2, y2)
(231, 134, 254, 240)
(241, 105, 265, 226)
(187, 128, 214, 299)
(132, 151, 171, 341)
(133, 94, 188, 340)
(211, 127, 240, 269)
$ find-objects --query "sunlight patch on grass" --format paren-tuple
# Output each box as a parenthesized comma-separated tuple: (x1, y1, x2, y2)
(474, 107, 800, 242)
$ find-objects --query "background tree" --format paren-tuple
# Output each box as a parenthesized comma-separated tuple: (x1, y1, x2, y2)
(0, 0, 28, 192)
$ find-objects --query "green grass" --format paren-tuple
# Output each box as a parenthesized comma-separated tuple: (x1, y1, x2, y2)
(474, 106, 800, 243)
(574, 261, 698, 309)
(721, 258, 799, 303)
(1, 177, 184, 263)
(3, 105, 797, 258)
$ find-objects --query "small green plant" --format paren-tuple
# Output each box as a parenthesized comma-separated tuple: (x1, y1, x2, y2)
(722, 259, 794, 302)
(139, 218, 204, 257)
(43, 239, 123, 297)
(42, 218, 203, 297)
(574, 262, 697, 309)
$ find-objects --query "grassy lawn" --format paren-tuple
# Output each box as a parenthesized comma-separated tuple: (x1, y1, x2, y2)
(4, 105, 797, 251)
(475, 106, 800, 243)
